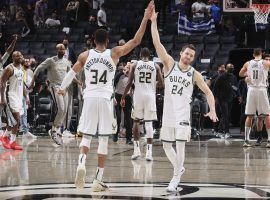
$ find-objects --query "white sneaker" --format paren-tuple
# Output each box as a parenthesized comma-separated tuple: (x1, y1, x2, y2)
(23, 132, 37, 139)
(131, 150, 141, 160)
(75, 164, 86, 188)
(62, 130, 75, 138)
(145, 151, 153, 161)
(166, 167, 185, 193)
(92, 179, 109, 192)
(224, 133, 231, 139)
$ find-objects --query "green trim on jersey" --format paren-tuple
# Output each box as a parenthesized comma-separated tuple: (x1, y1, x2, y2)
(164, 62, 176, 78)
(178, 62, 192, 73)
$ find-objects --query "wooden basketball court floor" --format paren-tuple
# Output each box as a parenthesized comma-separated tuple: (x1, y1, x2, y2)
(0, 136, 270, 199)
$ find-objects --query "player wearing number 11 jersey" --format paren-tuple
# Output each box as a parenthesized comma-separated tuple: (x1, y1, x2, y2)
(239, 48, 270, 148)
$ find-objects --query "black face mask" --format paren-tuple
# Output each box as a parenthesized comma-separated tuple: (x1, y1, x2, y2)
(227, 68, 234, 73)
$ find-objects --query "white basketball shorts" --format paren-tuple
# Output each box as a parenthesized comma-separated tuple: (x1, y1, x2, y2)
(160, 123, 191, 143)
(133, 95, 157, 121)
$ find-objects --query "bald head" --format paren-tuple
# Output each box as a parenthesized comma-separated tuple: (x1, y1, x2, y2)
(12, 51, 23, 64)
(56, 43, 66, 58)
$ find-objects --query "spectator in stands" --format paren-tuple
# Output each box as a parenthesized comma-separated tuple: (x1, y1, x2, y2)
(114, 62, 133, 144)
(191, 0, 207, 22)
(21, 57, 37, 139)
(97, 3, 107, 29)
(171, 0, 189, 16)
(92, 0, 104, 10)
(45, 12, 61, 28)
(8, 0, 17, 20)
(84, 37, 93, 50)
(16, 6, 31, 37)
(63, 38, 76, 65)
(209, 0, 221, 33)
(0, 6, 10, 26)
(66, 0, 79, 26)
(34, 0, 48, 27)
(84, 15, 99, 38)
(77, 0, 90, 22)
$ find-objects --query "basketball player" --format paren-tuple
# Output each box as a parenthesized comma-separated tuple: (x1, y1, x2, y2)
(58, 1, 155, 192)
(0, 51, 24, 150)
(121, 47, 164, 161)
(151, 11, 218, 192)
(239, 48, 270, 148)
(29, 44, 80, 145)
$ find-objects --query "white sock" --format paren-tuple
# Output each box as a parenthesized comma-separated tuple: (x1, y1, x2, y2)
(52, 126, 56, 132)
(0, 130, 4, 137)
(176, 141, 185, 176)
(78, 153, 86, 165)
(134, 141, 140, 153)
(3, 130, 11, 137)
(146, 144, 152, 154)
(245, 126, 251, 141)
(163, 143, 177, 175)
(267, 129, 270, 141)
(95, 167, 104, 181)
(9, 134, 16, 144)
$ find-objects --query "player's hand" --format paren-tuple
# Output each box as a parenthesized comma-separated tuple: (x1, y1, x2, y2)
(113, 98, 117, 106)
(120, 98, 125, 107)
(57, 89, 66, 96)
(77, 80, 83, 86)
(150, 11, 158, 22)
(144, 0, 154, 20)
(245, 76, 252, 84)
(204, 111, 218, 122)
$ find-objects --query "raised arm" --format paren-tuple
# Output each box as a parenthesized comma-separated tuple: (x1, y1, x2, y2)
(111, 1, 154, 63)
(239, 61, 249, 77)
(193, 70, 218, 122)
(0, 35, 17, 66)
(150, 11, 174, 73)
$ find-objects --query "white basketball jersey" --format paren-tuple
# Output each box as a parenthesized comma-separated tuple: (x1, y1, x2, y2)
(247, 59, 268, 87)
(83, 49, 116, 99)
(163, 62, 194, 128)
(134, 60, 157, 99)
(7, 64, 24, 98)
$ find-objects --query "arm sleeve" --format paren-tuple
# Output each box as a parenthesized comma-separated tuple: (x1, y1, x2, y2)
(0, 52, 10, 67)
(34, 58, 51, 76)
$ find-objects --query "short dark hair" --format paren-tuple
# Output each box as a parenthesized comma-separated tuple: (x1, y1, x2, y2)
(181, 44, 196, 52)
(263, 53, 270, 59)
(94, 29, 108, 45)
(253, 48, 262, 56)
(140, 47, 150, 59)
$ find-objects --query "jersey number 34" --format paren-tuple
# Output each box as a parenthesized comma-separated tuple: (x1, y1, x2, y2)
(90, 69, 107, 84)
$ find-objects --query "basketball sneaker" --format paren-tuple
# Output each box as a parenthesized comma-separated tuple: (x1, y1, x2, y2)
(243, 140, 252, 148)
(22, 132, 37, 139)
(1, 136, 11, 149)
(166, 167, 185, 192)
(49, 129, 62, 145)
(145, 151, 153, 162)
(224, 133, 231, 139)
(10, 141, 23, 150)
(255, 136, 263, 146)
(75, 164, 86, 188)
(62, 130, 75, 138)
(92, 179, 109, 192)
(131, 150, 141, 160)
(266, 141, 270, 148)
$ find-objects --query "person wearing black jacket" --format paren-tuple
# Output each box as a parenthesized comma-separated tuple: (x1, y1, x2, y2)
(113, 62, 133, 144)
(238, 78, 247, 135)
(213, 66, 237, 139)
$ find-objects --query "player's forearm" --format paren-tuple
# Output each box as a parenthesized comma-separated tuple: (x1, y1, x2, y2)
(0, 83, 6, 102)
(133, 17, 148, 45)
(206, 92, 216, 113)
(122, 83, 132, 99)
(151, 20, 160, 47)
(60, 69, 77, 90)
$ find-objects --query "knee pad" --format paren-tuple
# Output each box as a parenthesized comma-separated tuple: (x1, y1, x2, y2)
(97, 136, 109, 155)
(163, 142, 173, 151)
(79, 135, 92, 149)
(145, 122, 154, 139)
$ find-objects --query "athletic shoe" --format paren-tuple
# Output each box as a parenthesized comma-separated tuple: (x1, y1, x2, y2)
(215, 132, 223, 138)
(22, 132, 37, 139)
(255, 136, 263, 146)
(92, 179, 109, 192)
(75, 164, 86, 188)
(49, 130, 62, 145)
(131, 150, 141, 160)
(266, 141, 270, 148)
(10, 141, 23, 150)
(243, 140, 252, 148)
(145, 151, 153, 162)
(1, 136, 11, 149)
(166, 167, 185, 192)
(62, 130, 75, 138)
(224, 133, 231, 139)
